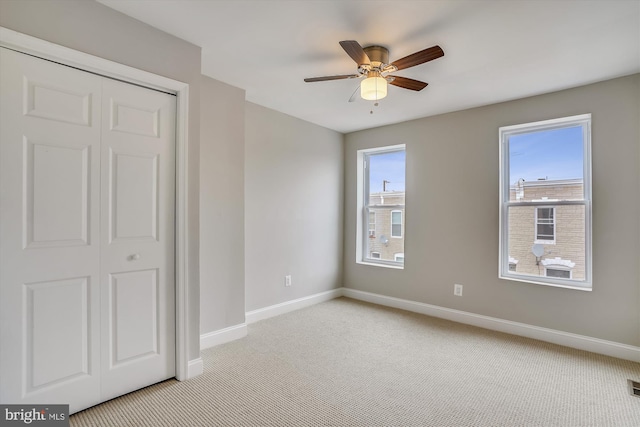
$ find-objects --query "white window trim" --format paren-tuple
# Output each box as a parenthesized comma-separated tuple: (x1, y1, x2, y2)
(498, 114, 592, 290)
(534, 206, 556, 244)
(391, 210, 403, 238)
(356, 144, 405, 269)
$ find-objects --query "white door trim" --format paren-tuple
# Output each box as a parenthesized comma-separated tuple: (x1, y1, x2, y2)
(0, 27, 192, 381)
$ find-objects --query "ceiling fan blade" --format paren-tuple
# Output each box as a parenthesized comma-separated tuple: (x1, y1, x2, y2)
(304, 74, 360, 83)
(390, 45, 444, 71)
(389, 76, 429, 91)
(339, 40, 370, 65)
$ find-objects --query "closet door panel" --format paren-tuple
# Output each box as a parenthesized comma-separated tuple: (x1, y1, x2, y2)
(99, 78, 176, 401)
(1, 47, 177, 414)
(0, 48, 102, 413)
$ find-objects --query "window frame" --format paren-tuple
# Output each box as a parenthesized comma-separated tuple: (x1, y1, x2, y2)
(356, 144, 406, 269)
(498, 114, 592, 290)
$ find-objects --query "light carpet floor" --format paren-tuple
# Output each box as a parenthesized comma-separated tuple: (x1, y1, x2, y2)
(71, 297, 640, 426)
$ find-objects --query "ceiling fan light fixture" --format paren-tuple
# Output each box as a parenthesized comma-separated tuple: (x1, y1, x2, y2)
(360, 75, 387, 101)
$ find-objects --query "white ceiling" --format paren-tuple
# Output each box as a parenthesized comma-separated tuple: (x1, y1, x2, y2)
(98, 0, 640, 134)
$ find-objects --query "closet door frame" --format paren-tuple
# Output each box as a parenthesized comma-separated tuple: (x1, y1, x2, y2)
(0, 26, 194, 381)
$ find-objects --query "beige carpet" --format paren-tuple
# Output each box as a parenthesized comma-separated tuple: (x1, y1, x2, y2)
(71, 297, 640, 426)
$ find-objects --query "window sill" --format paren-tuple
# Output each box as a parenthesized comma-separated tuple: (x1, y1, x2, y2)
(357, 260, 404, 270)
(499, 273, 591, 291)
(534, 240, 556, 245)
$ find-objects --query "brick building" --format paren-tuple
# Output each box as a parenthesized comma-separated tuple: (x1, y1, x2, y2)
(508, 179, 585, 279)
(367, 191, 405, 262)
(367, 179, 585, 275)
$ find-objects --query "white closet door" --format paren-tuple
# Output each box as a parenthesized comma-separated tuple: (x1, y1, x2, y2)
(0, 48, 177, 413)
(0, 48, 102, 412)
(99, 79, 176, 401)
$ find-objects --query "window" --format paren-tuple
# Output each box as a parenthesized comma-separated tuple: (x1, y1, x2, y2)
(535, 207, 555, 243)
(546, 268, 571, 279)
(368, 212, 376, 237)
(541, 257, 575, 279)
(499, 114, 591, 289)
(357, 145, 406, 268)
(391, 211, 402, 238)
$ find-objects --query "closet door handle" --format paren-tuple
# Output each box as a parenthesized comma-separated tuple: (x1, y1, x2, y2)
(128, 253, 141, 261)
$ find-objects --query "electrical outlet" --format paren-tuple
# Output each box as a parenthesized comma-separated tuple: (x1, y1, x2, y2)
(454, 284, 463, 296)
(285, 275, 292, 287)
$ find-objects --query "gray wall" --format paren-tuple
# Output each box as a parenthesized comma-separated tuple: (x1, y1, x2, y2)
(0, 0, 202, 360)
(245, 103, 344, 311)
(344, 74, 640, 346)
(200, 76, 246, 333)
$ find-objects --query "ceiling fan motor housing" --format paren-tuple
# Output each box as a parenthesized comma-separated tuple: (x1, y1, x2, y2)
(363, 45, 389, 67)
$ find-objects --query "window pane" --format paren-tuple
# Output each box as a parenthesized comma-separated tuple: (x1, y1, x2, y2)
(391, 211, 402, 237)
(538, 208, 553, 220)
(536, 224, 554, 240)
(365, 207, 404, 262)
(368, 151, 405, 200)
(509, 125, 584, 202)
(508, 205, 585, 280)
(546, 269, 571, 279)
(363, 148, 405, 265)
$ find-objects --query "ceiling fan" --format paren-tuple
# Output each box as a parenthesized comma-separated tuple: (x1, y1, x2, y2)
(304, 40, 444, 102)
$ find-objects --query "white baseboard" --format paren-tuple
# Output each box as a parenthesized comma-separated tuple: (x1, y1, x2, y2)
(187, 357, 203, 379)
(342, 288, 640, 363)
(200, 323, 248, 350)
(246, 288, 343, 324)
(198, 289, 342, 354)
